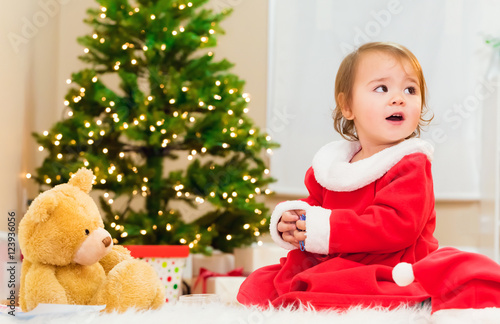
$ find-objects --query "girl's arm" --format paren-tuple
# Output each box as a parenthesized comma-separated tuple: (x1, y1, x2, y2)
(307, 153, 436, 255)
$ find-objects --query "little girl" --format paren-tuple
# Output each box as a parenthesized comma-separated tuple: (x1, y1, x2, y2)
(237, 42, 500, 318)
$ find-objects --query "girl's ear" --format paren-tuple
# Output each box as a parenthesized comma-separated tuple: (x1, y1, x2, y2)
(338, 93, 354, 120)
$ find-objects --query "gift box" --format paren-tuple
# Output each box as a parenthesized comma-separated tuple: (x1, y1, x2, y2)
(186, 251, 235, 280)
(125, 245, 189, 303)
(192, 273, 247, 304)
(234, 243, 288, 275)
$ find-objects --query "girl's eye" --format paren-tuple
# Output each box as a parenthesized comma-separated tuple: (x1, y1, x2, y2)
(374, 85, 388, 93)
(405, 87, 417, 95)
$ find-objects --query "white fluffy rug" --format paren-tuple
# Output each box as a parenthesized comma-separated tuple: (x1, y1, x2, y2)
(2, 303, 500, 324)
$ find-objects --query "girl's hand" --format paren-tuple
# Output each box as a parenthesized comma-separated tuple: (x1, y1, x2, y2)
(277, 209, 306, 248)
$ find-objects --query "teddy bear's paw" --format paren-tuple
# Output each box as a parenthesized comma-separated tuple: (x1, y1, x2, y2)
(94, 259, 165, 313)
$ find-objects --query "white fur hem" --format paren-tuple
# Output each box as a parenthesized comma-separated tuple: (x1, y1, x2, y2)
(431, 307, 500, 324)
(269, 200, 311, 250)
(312, 138, 433, 192)
(303, 206, 331, 255)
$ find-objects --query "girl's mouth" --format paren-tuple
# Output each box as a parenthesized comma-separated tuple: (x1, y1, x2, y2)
(386, 114, 403, 121)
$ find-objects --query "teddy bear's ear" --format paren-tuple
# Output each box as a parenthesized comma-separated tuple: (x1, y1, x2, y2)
(26, 191, 58, 223)
(68, 168, 94, 194)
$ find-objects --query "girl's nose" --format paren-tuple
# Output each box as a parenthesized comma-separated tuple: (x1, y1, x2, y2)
(391, 95, 405, 106)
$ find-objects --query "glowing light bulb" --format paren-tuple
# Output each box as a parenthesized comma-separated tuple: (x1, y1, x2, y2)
(150, 14, 156, 20)
(26, 173, 32, 179)
(226, 235, 232, 241)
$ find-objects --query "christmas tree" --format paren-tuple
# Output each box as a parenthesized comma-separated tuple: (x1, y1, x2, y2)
(30, 0, 278, 254)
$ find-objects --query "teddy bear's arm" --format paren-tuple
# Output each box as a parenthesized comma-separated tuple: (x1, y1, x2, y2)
(22, 264, 68, 311)
(98, 245, 133, 274)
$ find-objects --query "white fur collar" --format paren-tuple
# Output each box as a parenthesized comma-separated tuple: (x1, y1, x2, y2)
(311, 138, 433, 192)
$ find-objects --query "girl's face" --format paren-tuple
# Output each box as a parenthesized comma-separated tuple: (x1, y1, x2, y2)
(341, 51, 422, 148)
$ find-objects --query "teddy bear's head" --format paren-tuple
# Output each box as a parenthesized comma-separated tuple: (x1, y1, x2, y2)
(19, 168, 113, 266)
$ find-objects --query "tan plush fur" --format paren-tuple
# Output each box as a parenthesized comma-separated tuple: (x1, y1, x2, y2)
(18, 168, 165, 313)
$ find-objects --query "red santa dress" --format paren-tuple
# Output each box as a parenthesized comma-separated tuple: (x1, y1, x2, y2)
(237, 138, 439, 309)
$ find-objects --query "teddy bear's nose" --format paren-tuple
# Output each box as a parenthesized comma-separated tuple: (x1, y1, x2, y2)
(102, 236, 111, 248)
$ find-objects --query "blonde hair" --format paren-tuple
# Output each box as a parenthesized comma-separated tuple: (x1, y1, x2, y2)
(333, 42, 432, 141)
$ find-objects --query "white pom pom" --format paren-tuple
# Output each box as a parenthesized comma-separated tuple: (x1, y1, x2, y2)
(392, 262, 415, 287)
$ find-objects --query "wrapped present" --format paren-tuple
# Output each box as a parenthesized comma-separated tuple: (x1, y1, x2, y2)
(234, 243, 288, 275)
(187, 251, 235, 280)
(125, 245, 189, 303)
(191, 268, 246, 304)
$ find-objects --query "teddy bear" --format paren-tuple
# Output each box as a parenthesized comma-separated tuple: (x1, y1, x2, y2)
(18, 168, 165, 313)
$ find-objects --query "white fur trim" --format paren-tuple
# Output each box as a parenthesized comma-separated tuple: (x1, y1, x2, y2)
(392, 262, 415, 287)
(303, 206, 331, 255)
(431, 307, 500, 324)
(312, 139, 434, 192)
(270, 200, 311, 250)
